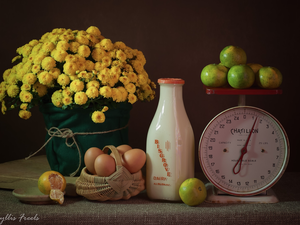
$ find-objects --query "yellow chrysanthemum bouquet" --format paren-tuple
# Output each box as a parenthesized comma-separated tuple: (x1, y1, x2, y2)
(0, 26, 156, 123)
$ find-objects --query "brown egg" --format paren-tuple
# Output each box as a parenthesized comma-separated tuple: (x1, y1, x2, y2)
(117, 144, 132, 154)
(121, 148, 146, 174)
(110, 144, 132, 159)
(84, 147, 103, 175)
(94, 154, 116, 177)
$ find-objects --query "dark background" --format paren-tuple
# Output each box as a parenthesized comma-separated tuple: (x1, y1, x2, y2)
(0, 0, 299, 173)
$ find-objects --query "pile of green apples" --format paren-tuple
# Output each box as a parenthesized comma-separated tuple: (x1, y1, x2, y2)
(201, 45, 283, 89)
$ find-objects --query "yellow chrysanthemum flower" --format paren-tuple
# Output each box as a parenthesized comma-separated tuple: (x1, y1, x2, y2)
(110, 60, 123, 68)
(99, 39, 113, 51)
(7, 73, 18, 85)
(76, 61, 86, 72)
(102, 106, 109, 112)
(77, 45, 91, 58)
(101, 56, 112, 68)
(136, 50, 146, 64)
(1, 101, 7, 114)
(0, 88, 6, 102)
(56, 40, 70, 51)
(19, 110, 31, 120)
(21, 83, 31, 91)
(137, 73, 148, 86)
(20, 103, 28, 110)
(19, 90, 33, 103)
(123, 64, 134, 73)
(38, 71, 53, 86)
(16, 69, 26, 82)
(84, 60, 95, 72)
(141, 84, 153, 99)
(69, 42, 80, 53)
(111, 88, 123, 102)
(51, 90, 63, 107)
(64, 62, 78, 76)
(33, 53, 46, 65)
(111, 71, 121, 83)
(128, 93, 137, 104)
(70, 79, 84, 92)
(86, 80, 100, 89)
(117, 86, 128, 102)
(23, 61, 33, 73)
(74, 91, 88, 105)
(62, 96, 73, 106)
(23, 73, 37, 85)
(20, 44, 33, 57)
(57, 74, 70, 86)
(31, 64, 41, 74)
(119, 76, 130, 85)
(41, 42, 55, 53)
(114, 41, 126, 50)
(86, 86, 99, 99)
(41, 56, 56, 71)
(92, 48, 106, 62)
(3, 69, 11, 81)
(91, 110, 105, 123)
(76, 54, 86, 63)
(7, 84, 20, 98)
(87, 33, 99, 45)
(76, 35, 89, 46)
(33, 82, 47, 97)
(99, 86, 112, 98)
(136, 89, 144, 101)
(94, 62, 105, 72)
(97, 68, 110, 85)
(27, 54, 36, 64)
(51, 49, 68, 63)
(116, 50, 126, 62)
(65, 54, 77, 63)
(125, 82, 136, 94)
(86, 26, 101, 37)
(127, 71, 138, 83)
(29, 39, 39, 47)
(132, 60, 144, 74)
(111, 66, 121, 76)
(78, 71, 92, 81)
(31, 43, 43, 54)
(62, 87, 73, 97)
(48, 68, 61, 80)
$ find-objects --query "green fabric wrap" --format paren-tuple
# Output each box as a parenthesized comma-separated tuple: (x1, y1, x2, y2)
(39, 102, 132, 177)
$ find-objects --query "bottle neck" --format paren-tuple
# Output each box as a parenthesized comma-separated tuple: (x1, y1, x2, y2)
(158, 83, 184, 105)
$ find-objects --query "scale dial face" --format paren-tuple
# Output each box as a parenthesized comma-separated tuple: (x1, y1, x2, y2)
(199, 106, 289, 196)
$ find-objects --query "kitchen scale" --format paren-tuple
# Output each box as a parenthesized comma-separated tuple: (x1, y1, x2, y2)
(198, 86, 290, 203)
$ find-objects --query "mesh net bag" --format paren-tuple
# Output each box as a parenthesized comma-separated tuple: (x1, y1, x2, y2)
(75, 145, 145, 201)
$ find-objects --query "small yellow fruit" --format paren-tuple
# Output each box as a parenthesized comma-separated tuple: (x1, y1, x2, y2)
(227, 64, 255, 89)
(220, 45, 247, 68)
(256, 66, 283, 89)
(247, 63, 263, 75)
(179, 178, 207, 206)
(200, 63, 228, 87)
(38, 171, 66, 204)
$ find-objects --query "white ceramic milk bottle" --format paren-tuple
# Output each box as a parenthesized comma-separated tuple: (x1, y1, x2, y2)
(146, 78, 195, 201)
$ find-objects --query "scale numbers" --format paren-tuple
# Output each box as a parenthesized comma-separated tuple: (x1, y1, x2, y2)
(199, 106, 289, 196)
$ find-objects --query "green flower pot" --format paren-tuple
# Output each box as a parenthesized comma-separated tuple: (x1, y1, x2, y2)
(39, 102, 132, 176)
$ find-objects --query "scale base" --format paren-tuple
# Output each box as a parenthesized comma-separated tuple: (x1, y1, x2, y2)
(205, 183, 279, 204)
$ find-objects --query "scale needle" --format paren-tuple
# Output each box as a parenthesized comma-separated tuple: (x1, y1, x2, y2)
(233, 117, 258, 175)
